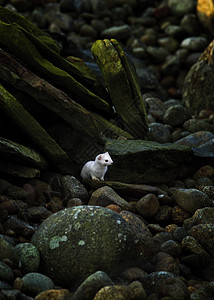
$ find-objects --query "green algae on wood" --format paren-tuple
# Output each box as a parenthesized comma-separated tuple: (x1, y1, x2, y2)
(0, 6, 60, 53)
(0, 49, 132, 140)
(91, 39, 148, 138)
(0, 21, 110, 114)
(0, 137, 49, 170)
(0, 83, 72, 172)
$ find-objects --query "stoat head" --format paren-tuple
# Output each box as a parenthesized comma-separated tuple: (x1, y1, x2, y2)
(96, 152, 113, 166)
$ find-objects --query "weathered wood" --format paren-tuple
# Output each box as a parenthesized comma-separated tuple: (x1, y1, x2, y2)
(0, 48, 133, 140)
(0, 20, 110, 114)
(182, 39, 214, 114)
(0, 83, 73, 172)
(0, 137, 49, 170)
(91, 39, 148, 138)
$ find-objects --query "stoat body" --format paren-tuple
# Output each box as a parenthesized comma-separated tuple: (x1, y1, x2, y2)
(80, 152, 113, 181)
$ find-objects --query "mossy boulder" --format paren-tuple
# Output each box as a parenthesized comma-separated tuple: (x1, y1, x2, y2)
(31, 206, 140, 286)
(105, 139, 193, 183)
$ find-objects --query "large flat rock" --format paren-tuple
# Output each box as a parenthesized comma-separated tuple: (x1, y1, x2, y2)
(105, 139, 194, 184)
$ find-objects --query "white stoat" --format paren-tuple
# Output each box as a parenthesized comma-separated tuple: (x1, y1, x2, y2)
(80, 152, 113, 181)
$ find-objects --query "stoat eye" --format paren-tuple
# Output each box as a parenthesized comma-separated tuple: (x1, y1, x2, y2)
(105, 159, 108, 162)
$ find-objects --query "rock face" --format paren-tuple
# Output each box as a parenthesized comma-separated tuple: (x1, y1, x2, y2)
(31, 206, 140, 286)
(105, 139, 193, 183)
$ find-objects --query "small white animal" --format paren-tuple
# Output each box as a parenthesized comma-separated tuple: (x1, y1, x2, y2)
(80, 152, 113, 181)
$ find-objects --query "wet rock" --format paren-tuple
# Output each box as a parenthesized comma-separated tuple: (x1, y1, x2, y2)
(31, 206, 141, 285)
(183, 119, 214, 133)
(105, 139, 193, 184)
(163, 104, 189, 127)
(120, 210, 156, 259)
(181, 236, 210, 266)
(155, 252, 180, 275)
(14, 243, 40, 273)
(72, 271, 114, 300)
(0, 238, 15, 262)
(145, 97, 165, 122)
(128, 281, 147, 300)
(141, 271, 189, 299)
(27, 206, 52, 222)
(3, 216, 35, 237)
(0, 199, 27, 215)
(35, 289, 71, 300)
(0, 261, 14, 282)
(193, 138, 214, 157)
(175, 131, 214, 147)
(189, 224, 214, 256)
(21, 273, 54, 296)
(101, 25, 132, 40)
(136, 193, 159, 218)
(154, 205, 172, 222)
(172, 205, 191, 224)
(59, 175, 88, 203)
(6, 185, 28, 199)
(89, 186, 132, 211)
(171, 188, 211, 214)
(93, 285, 131, 300)
(147, 123, 172, 143)
(146, 46, 168, 63)
(181, 37, 208, 52)
(161, 240, 182, 257)
(184, 207, 214, 231)
(181, 14, 201, 35)
(121, 267, 147, 282)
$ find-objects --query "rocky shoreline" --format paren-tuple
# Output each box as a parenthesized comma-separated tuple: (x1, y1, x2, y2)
(0, 0, 214, 299)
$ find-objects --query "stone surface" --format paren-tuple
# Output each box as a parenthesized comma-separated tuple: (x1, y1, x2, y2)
(105, 139, 193, 183)
(171, 188, 211, 214)
(31, 206, 141, 285)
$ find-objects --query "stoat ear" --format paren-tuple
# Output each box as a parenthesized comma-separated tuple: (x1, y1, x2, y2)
(98, 155, 102, 160)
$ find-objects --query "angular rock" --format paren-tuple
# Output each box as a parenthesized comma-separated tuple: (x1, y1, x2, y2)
(141, 271, 189, 299)
(105, 139, 193, 183)
(31, 206, 141, 286)
(189, 224, 214, 256)
(91, 39, 148, 138)
(89, 186, 132, 211)
(72, 271, 114, 300)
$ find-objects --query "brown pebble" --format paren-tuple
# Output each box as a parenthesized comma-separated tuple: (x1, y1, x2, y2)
(35, 289, 71, 300)
(172, 206, 191, 224)
(106, 204, 122, 213)
(194, 165, 214, 180)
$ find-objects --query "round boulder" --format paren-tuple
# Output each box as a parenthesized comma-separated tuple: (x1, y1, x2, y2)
(31, 206, 140, 286)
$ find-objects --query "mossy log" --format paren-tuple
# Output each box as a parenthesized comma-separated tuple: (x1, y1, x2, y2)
(182, 39, 214, 114)
(0, 83, 73, 173)
(91, 39, 148, 138)
(0, 48, 132, 140)
(0, 137, 49, 170)
(0, 6, 109, 100)
(0, 18, 110, 114)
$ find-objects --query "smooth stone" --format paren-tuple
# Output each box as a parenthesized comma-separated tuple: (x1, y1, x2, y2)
(136, 194, 160, 218)
(147, 122, 172, 143)
(0, 261, 14, 282)
(168, 0, 196, 16)
(21, 273, 54, 296)
(163, 105, 189, 127)
(181, 37, 208, 51)
(101, 24, 132, 40)
(171, 188, 211, 214)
